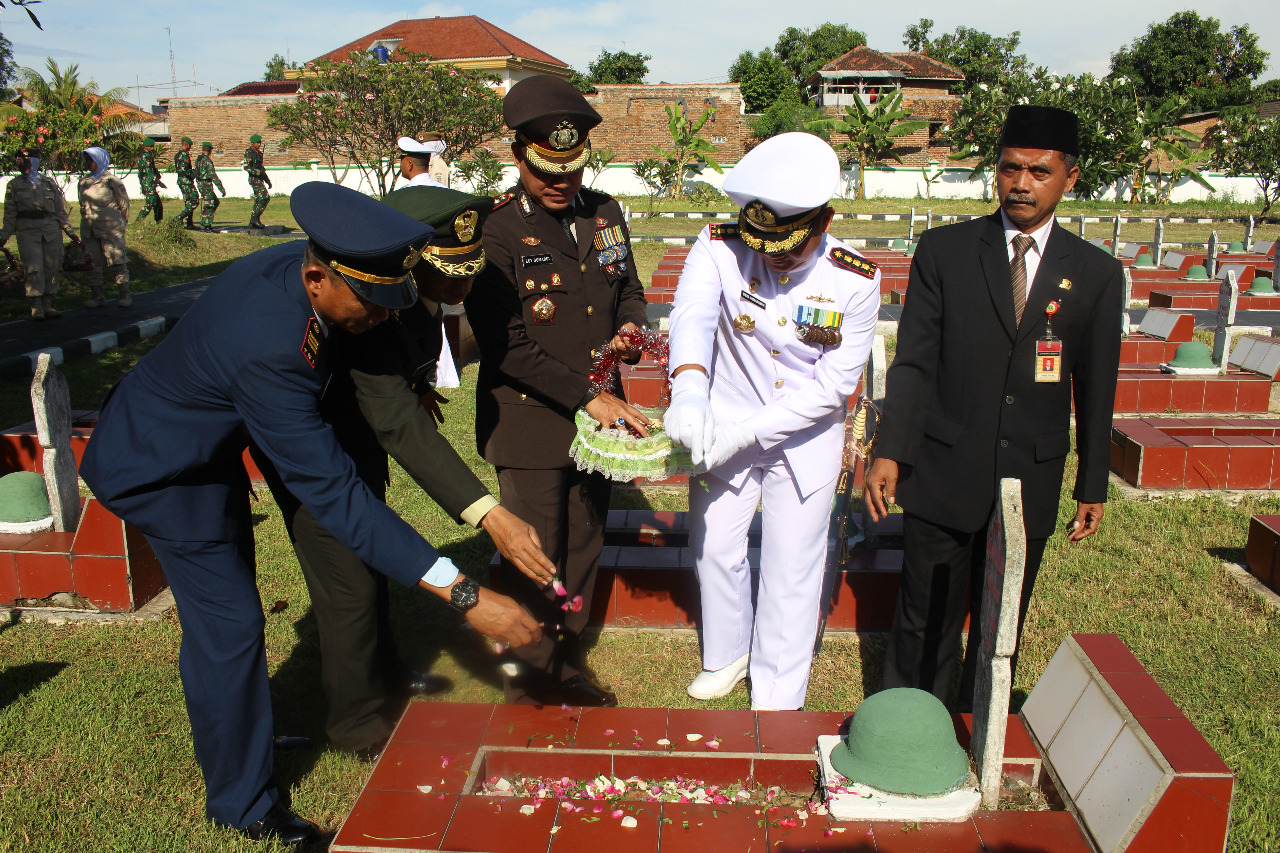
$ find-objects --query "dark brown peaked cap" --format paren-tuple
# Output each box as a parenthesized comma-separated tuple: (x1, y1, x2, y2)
(503, 74, 601, 138)
(999, 105, 1080, 157)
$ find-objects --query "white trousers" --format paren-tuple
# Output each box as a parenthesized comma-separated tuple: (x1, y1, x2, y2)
(689, 451, 838, 710)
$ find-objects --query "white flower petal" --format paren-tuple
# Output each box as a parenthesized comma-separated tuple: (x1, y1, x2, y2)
(621, 816, 638, 828)
(416, 785, 433, 794)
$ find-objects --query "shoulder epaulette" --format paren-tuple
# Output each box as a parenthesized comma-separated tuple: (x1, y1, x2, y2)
(710, 223, 740, 241)
(830, 247, 877, 279)
(492, 192, 513, 210)
(580, 186, 614, 204)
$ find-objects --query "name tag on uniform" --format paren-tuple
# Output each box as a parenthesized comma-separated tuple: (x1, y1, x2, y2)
(741, 290, 766, 309)
(1035, 336, 1062, 382)
(521, 253, 553, 267)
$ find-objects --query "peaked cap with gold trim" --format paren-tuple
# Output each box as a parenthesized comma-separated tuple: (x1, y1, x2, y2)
(383, 186, 494, 279)
(290, 181, 434, 309)
(723, 132, 841, 255)
(504, 75, 601, 174)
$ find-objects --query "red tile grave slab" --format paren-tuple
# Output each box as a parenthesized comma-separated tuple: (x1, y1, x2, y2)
(611, 753, 753, 789)
(0, 552, 16, 603)
(1137, 715, 1232, 775)
(1071, 633, 1146, 672)
(21, 531, 77, 553)
(1167, 379, 1206, 412)
(1138, 444, 1186, 488)
(394, 701, 494, 745)
(1183, 441, 1230, 489)
(333, 789, 458, 852)
(871, 820, 984, 853)
(972, 810, 1092, 853)
(952, 714, 1040, 762)
(1223, 437, 1274, 489)
(365, 743, 477, 794)
(482, 748, 612, 785)
(1236, 377, 1272, 412)
(549, 802, 660, 853)
(572, 706, 669, 751)
(613, 571, 696, 628)
(1136, 378, 1173, 413)
(71, 498, 126, 556)
(1113, 378, 1139, 413)
(1101, 670, 1182, 718)
(658, 802, 765, 853)
(766, 815, 876, 851)
(67, 556, 131, 611)
(15, 551, 72, 600)
(1246, 516, 1280, 585)
(484, 704, 580, 749)
(666, 709, 758, 753)
(1201, 378, 1239, 413)
(752, 756, 821, 792)
(1124, 775, 1233, 853)
(756, 710, 848, 754)
(438, 794, 556, 853)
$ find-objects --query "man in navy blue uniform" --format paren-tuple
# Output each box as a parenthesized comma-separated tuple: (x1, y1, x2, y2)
(79, 182, 540, 846)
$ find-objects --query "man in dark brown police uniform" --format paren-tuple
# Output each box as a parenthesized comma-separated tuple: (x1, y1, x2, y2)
(466, 75, 649, 706)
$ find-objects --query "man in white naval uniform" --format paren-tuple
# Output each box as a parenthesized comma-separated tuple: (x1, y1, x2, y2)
(665, 133, 881, 710)
(398, 136, 448, 189)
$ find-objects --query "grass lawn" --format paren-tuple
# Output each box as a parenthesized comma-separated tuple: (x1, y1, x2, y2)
(0, 345, 1276, 850)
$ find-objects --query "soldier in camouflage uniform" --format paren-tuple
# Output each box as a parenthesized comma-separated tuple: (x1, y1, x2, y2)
(174, 137, 200, 230)
(243, 134, 271, 229)
(196, 141, 225, 233)
(135, 138, 165, 223)
(0, 147, 79, 320)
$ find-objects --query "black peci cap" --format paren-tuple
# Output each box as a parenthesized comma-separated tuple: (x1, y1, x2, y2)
(999, 105, 1080, 157)
(503, 75, 602, 174)
(290, 182, 435, 309)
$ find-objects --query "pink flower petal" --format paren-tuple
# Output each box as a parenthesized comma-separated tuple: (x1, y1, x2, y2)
(604, 729, 615, 736)
(569, 595, 584, 612)
(611, 809, 625, 818)
(441, 757, 452, 768)
(552, 579, 568, 596)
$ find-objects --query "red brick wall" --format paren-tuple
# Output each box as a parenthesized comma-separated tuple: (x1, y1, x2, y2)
(585, 84, 752, 165)
(818, 79, 960, 166)
(167, 95, 320, 168)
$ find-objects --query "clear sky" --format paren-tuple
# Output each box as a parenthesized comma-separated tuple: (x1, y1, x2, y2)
(3, 1, 1276, 107)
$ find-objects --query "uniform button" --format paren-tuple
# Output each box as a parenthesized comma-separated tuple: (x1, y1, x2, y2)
(775, 379, 785, 388)
(1005, 395, 1014, 404)
(999, 439, 1009, 448)
(520, 393, 527, 401)
(779, 275, 790, 285)
(771, 349, 780, 356)
(587, 306, 594, 315)
(541, 283, 549, 291)
(777, 317, 787, 327)
(580, 262, 587, 273)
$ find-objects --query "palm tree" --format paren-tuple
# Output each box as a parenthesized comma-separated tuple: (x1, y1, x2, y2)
(806, 91, 928, 199)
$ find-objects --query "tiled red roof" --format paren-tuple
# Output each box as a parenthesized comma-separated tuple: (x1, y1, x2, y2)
(314, 15, 567, 67)
(219, 81, 303, 97)
(809, 46, 963, 82)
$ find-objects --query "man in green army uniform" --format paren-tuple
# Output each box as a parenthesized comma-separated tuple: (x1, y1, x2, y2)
(135, 138, 164, 223)
(243, 134, 271, 229)
(196, 141, 225, 233)
(174, 137, 199, 230)
(0, 146, 79, 320)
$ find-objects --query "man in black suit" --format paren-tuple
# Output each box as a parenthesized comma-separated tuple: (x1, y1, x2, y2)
(865, 105, 1123, 707)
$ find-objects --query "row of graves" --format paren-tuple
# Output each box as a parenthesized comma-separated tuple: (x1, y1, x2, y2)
(0, 224, 1263, 850)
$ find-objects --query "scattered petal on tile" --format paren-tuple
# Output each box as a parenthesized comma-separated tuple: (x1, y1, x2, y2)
(621, 816, 638, 828)
(416, 785, 433, 794)
(519, 804, 535, 816)
(656, 738, 671, 746)
(686, 733, 702, 741)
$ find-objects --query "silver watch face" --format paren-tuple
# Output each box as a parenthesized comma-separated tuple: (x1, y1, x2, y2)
(451, 577, 480, 611)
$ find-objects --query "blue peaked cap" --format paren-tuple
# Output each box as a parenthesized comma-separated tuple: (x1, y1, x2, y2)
(290, 181, 435, 309)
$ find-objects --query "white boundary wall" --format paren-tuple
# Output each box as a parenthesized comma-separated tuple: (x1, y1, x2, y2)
(3, 163, 1268, 207)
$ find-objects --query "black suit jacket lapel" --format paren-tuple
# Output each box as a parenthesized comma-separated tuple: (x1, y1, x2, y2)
(1018, 223, 1072, 344)
(979, 213, 1018, 341)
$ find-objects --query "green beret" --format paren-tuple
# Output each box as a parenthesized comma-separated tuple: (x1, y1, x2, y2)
(249, 134, 262, 143)
(142, 138, 155, 148)
(202, 141, 213, 149)
(181, 136, 193, 144)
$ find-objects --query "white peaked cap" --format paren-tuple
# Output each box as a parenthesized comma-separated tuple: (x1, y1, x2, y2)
(398, 136, 446, 155)
(723, 132, 841, 217)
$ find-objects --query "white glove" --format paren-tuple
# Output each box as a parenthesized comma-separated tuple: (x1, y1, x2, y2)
(664, 369, 715, 464)
(702, 421, 757, 471)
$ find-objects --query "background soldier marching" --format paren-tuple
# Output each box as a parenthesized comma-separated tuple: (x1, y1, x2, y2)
(174, 137, 199, 230)
(196, 141, 225, 233)
(135, 138, 164, 223)
(243, 134, 271, 229)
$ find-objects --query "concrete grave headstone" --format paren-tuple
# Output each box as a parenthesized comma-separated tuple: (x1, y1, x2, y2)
(1121, 268, 1133, 335)
(1077, 215, 1086, 238)
(970, 477, 1027, 810)
(31, 352, 79, 532)
(1152, 218, 1164, 265)
(858, 334, 889, 550)
(1207, 230, 1219, 278)
(1111, 216, 1121, 258)
(908, 206, 915, 241)
(1211, 271, 1240, 367)
(1246, 215, 1255, 253)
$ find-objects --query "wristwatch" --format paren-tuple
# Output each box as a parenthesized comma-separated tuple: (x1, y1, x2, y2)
(448, 576, 481, 613)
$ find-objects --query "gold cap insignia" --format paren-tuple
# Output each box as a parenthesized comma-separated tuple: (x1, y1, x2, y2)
(549, 120, 580, 151)
(745, 201, 777, 227)
(734, 314, 756, 333)
(454, 209, 478, 243)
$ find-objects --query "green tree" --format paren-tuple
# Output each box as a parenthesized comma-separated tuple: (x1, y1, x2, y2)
(587, 49, 650, 85)
(1117, 92, 1214, 203)
(1208, 113, 1280, 215)
(1251, 79, 1280, 105)
(729, 49, 791, 114)
(651, 104, 722, 199)
(748, 87, 824, 141)
(568, 68, 595, 94)
(774, 23, 866, 90)
(901, 18, 1028, 95)
(267, 49, 503, 197)
(0, 32, 16, 100)
(1110, 12, 1269, 112)
(805, 90, 927, 199)
(263, 53, 299, 82)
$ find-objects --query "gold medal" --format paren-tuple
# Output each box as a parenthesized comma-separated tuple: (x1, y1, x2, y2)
(734, 314, 756, 333)
(532, 296, 556, 322)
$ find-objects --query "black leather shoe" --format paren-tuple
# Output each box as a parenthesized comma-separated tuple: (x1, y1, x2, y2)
(559, 675, 618, 707)
(353, 736, 390, 764)
(272, 735, 311, 755)
(240, 803, 319, 846)
(404, 670, 452, 696)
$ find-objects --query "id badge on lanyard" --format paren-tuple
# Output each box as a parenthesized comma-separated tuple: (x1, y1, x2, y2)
(1035, 301, 1062, 383)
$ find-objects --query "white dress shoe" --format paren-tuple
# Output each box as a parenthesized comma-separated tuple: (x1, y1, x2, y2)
(687, 652, 750, 700)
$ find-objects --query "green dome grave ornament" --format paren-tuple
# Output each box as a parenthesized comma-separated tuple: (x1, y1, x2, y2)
(890, 238, 907, 250)
(906, 243, 917, 257)
(0, 470, 54, 534)
(1184, 264, 1209, 280)
(1134, 253, 1155, 267)
(830, 688, 969, 795)
(1163, 341, 1219, 375)
(1229, 240, 1245, 252)
(1249, 275, 1275, 293)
